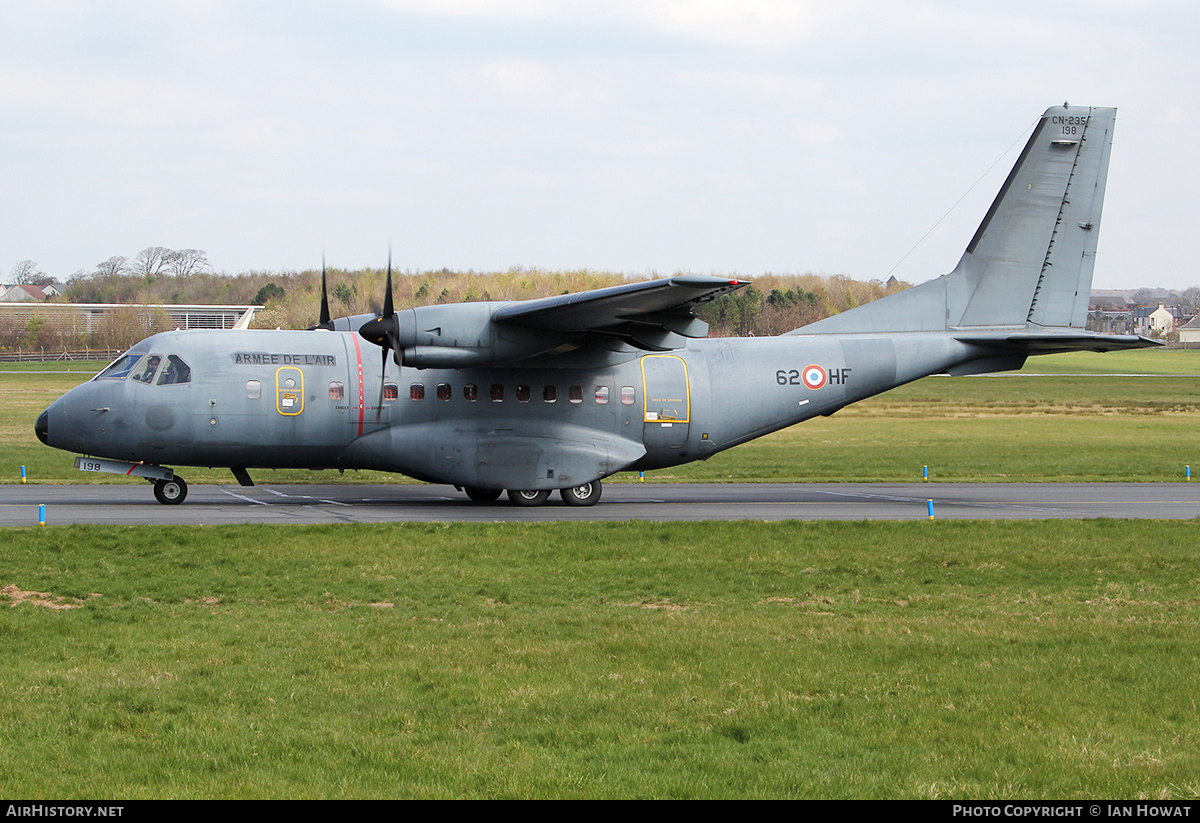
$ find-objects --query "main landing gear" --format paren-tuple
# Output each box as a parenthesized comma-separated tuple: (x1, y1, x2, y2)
(153, 476, 188, 505)
(461, 480, 603, 507)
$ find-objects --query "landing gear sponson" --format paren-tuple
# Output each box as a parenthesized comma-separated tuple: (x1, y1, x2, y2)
(460, 480, 602, 507)
(73, 457, 188, 505)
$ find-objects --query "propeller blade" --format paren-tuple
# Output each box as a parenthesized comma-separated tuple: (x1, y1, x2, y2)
(378, 346, 388, 418)
(359, 247, 406, 378)
(383, 247, 394, 320)
(318, 253, 332, 328)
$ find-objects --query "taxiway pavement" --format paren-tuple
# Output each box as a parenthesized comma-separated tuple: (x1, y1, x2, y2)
(2, 482, 1197, 527)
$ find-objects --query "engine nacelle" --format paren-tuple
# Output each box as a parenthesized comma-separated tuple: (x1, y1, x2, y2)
(390, 303, 567, 369)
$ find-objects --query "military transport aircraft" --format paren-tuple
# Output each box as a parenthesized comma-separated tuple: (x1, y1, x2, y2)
(36, 104, 1157, 506)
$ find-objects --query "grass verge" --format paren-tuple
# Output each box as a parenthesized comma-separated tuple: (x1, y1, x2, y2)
(2, 520, 1198, 798)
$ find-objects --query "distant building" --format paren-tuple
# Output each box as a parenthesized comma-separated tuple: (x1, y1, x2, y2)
(1149, 303, 1188, 335)
(0, 284, 50, 302)
(1178, 314, 1200, 347)
(1087, 310, 1133, 335)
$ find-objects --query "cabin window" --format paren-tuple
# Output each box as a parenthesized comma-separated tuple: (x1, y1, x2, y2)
(156, 355, 192, 385)
(98, 352, 143, 380)
(463, 383, 478, 402)
(516, 384, 531, 403)
(569, 385, 583, 404)
(594, 386, 610, 405)
(437, 383, 451, 402)
(246, 380, 262, 399)
(409, 383, 424, 401)
(490, 384, 504, 402)
(383, 383, 399, 401)
(621, 386, 636, 405)
(543, 385, 557, 403)
(131, 355, 162, 384)
(329, 382, 344, 401)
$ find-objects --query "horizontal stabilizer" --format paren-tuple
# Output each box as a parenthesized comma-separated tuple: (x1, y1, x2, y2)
(955, 331, 1162, 355)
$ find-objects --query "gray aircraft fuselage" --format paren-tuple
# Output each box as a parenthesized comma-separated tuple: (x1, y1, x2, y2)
(39, 327, 977, 491)
(36, 104, 1159, 505)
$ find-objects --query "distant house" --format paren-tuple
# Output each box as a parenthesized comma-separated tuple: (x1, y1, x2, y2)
(1129, 304, 1187, 336)
(1131, 305, 1155, 335)
(1087, 309, 1133, 335)
(1178, 314, 1200, 347)
(1150, 304, 1188, 334)
(0, 284, 49, 302)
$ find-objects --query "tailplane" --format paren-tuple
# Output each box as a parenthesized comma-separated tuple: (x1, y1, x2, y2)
(794, 104, 1125, 337)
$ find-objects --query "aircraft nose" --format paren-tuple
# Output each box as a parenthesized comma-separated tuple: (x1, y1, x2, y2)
(35, 409, 49, 445)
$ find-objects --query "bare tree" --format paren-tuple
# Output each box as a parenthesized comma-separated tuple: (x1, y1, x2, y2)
(10, 259, 48, 285)
(132, 246, 173, 276)
(95, 256, 130, 278)
(164, 249, 210, 277)
(1179, 286, 1200, 315)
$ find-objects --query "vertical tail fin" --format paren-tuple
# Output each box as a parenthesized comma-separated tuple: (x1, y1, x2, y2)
(793, 104, 1117, 335)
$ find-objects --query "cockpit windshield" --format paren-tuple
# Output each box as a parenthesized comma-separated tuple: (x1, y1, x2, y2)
(156, 354, 192, 386)
(131, 355, 162, 384)
(96, 351, 145, 380)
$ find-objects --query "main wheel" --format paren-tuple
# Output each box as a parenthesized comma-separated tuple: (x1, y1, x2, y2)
(560, 480, 602, 507)
(507, 489, 551, 507)
(464, 487, 502, 503)
(154, 477, 188, 505)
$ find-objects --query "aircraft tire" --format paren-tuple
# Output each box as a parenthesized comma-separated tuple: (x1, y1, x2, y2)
(154, 477, 188, 505)
(560, 481, 602, 507)
(464, 487, 502, 503)
(507, 489, 551, 507)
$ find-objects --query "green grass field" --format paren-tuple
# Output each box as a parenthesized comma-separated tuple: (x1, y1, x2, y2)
(7, 348, 1198, 485)
(2, 520, 1198, 798)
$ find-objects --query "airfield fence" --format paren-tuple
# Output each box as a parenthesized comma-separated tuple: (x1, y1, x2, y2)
(0, 348, 122, 363)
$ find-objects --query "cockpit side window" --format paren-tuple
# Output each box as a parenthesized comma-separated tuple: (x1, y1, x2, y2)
(97, 352, 144, 380)
(131, 355, 162, 384)
(156, 355, 192, 386)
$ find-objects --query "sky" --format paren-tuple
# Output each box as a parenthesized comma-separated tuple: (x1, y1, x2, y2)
(1, 0, 1197, 290)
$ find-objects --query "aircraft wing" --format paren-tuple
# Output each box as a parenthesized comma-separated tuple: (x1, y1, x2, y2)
(493, 275, 748, 351)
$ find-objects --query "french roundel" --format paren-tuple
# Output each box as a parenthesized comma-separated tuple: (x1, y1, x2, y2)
(801, 364, 827, 390)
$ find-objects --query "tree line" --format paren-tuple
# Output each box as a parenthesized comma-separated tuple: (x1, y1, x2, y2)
(1, 263, 909, 352)
(6, 247, 212, 289)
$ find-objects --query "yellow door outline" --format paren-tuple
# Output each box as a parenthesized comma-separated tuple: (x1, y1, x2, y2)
(276, 366, 305, 416)
(640, 354, 690, 423)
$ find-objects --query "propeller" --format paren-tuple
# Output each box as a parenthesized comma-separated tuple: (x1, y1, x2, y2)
(358, 249, 399, 415)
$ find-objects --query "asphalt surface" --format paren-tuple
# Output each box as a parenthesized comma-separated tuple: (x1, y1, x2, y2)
(2, 482, 1198, 526)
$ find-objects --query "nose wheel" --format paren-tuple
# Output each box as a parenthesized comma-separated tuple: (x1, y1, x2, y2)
(153, 477, 188, 505)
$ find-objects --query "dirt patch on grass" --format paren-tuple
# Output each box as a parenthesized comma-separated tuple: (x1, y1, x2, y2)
(1, 584, 94, 610)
